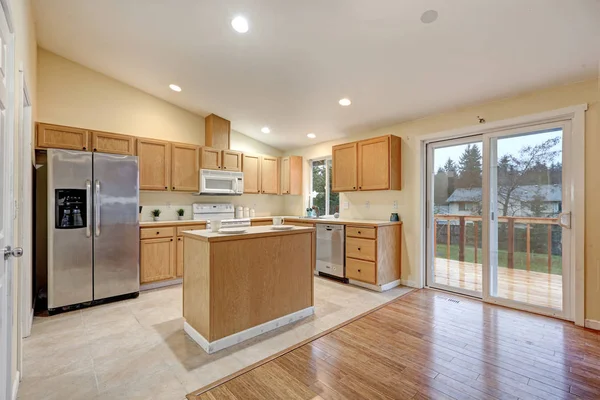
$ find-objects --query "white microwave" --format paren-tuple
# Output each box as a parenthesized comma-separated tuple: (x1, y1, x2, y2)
(196, 169, 244, 196)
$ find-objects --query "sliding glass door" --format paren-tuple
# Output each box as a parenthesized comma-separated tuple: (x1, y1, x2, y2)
(426, 136, 484, 298)
(484, 122, 571, 318)
(426, 120, 572, 319)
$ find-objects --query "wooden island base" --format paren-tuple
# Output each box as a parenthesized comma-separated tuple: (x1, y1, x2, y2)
(182, 226, 315, 354)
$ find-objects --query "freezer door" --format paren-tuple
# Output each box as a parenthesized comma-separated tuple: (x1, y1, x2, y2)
(48, 149, 93, 309)
(93, 152, 140, 300)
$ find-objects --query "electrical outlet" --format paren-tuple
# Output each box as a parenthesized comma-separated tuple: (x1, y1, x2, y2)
(393, 200, 398, 210)
(343, 201, 349, 210)
(365, 201, 370, 209)
(166, 202, 171, 209)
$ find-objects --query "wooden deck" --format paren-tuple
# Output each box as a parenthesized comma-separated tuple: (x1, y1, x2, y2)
(195, 289, 600, 400)
(434, 257, 563, 310)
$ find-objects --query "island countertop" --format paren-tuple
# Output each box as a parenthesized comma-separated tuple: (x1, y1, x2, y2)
(182, 225, 314, 242)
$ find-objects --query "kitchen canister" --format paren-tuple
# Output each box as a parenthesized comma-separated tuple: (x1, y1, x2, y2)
(390, 213, 400, 222)
(244, 207, 250, 218)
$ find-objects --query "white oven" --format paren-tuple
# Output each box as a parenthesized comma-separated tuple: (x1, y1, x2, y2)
(196, 169, 244, 195)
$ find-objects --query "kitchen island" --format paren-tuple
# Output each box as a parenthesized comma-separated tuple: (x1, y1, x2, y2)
(182, 225, 316, 354)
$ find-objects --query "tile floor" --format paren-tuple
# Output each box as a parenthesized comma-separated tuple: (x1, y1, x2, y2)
(19, 277, 413, 400)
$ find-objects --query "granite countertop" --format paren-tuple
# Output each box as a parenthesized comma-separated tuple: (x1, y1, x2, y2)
(139, 220, 208, 227)
(183, 225, 314, 241)
(249, 216, 402, 227)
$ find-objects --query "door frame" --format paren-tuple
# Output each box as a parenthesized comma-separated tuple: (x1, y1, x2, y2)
(419, 104, 586, 325)
(425, 134, 484, 298)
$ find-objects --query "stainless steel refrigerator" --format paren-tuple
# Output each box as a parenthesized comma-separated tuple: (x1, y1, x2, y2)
(40, 149, 139, 311)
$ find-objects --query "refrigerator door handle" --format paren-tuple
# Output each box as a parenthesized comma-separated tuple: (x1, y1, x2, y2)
(85, 180, 92, 238)
(95, 180, 101, 237)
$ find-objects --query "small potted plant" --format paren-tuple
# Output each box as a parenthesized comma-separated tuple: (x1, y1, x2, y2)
(151, 209, 161, 222)
(177, 208, 185, 220)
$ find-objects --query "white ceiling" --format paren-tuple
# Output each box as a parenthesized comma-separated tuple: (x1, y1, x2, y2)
(33, 0, 600, 150)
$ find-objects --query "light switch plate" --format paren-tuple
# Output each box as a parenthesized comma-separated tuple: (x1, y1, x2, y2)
(166, 202, 171, 209)
(393, 200, 398, 210)
(343, 201, 349, 210)
(365, 201, 370, 209)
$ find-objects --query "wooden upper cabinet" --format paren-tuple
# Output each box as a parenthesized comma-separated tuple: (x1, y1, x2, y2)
(205, 114, 231, 150)
(36, 123, 90, 151)
(200, 147, 222, 170)
(221, 150, 242, 172)
(281, 156, 302, 195)
(333, 135, 401, 192)
(242, 154, 261, 194)
(332, 142, 358, 192)
(358, 136, 390, 191)
(90, 130, 135, 155)
(261, 156, 279, 194)
(171, 143, 199, 192)
(137, 138, 171, 191)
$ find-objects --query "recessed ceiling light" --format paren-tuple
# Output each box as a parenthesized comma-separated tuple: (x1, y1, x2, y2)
(338, 98, 351, 106)
(307, 133, 316, 139)
(420, 10, 438, 24)
(169, 84, 181, 92)
(231, 16, 249, 33)
(261, 127, 270, 134)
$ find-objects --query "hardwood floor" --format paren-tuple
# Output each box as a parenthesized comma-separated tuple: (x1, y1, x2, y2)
(434, 258, 562, 310)
(193, 289, 600, 400)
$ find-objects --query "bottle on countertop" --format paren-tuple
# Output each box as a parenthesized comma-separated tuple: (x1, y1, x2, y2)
(244, 207, 250, 218)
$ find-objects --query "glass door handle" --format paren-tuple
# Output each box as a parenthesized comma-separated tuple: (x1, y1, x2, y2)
(85, 180, 92, 238)
(558, 212, 571, 229)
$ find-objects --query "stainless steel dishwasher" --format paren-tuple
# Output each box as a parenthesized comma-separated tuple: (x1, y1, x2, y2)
(316, 224, 346, 281)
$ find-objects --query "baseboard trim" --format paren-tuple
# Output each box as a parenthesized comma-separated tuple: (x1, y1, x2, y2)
(585, 319, 600, 330)
(12, 371, 19, 400)
(400, 279, 420, 288)
(184, 306, 315, 354)
(140, 278, 182, 291)
(348, 279, 402, 292)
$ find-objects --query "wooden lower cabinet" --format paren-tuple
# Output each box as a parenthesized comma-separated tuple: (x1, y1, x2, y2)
(140, 223, 206, 284)
(345, 224, 401, 286)
(140, 237, 176, 284)
(176, 236, 184, 278)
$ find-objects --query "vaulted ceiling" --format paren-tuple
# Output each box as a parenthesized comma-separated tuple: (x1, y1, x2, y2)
(33, 0, 600, 150)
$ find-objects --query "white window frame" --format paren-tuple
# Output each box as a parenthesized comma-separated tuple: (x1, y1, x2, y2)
(309, 157, 333, 216)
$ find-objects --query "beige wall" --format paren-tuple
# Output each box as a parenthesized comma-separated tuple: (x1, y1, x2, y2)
(36, 48, 285, 217)
(285, 78, 600, 321)
(11, 0, 38, 389)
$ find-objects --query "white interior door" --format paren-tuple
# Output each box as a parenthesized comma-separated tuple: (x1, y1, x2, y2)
(0, 2, 15, 398)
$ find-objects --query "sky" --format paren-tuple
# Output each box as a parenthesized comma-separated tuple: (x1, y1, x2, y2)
(433, 128, 563, 171)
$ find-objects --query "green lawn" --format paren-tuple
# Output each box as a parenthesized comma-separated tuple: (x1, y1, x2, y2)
(435, 244, 562, 275)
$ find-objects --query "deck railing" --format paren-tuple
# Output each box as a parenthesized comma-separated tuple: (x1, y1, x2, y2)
(433, 214, 559, 273)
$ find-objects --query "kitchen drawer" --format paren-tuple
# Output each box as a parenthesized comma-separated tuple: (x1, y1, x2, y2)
(285, 221, 314, 227)
(346, 226, 376, 239)
(346, 237, 376, 261)
(140, 227, 175, 239)
(176, 225, 206, 235)
(251, 220, 272, 226)
(346, 258, 376, 284)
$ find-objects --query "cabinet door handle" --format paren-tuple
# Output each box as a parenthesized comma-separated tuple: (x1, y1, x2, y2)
(170, 238, 173, 241)
(164, 186, 167, 190)
(353, 186, 356, 189)
(156, 231, 160, 235)
(358, 231, 361, 234)
(83, 146, 87, 150)
(172, 187, 175, 190)
(359, 186, 362, 189)
(223, 167, 226, 169)
(358, 247, 361, 251)
(358, 269, 361, 272)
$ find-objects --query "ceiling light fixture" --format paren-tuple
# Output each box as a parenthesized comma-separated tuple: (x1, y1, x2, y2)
(261, 127, 270, 134)
(169, 84, 182, 92)
(231, 16, 249, 33)
(307, 133, 316, 139)
(338, 98, 351, 106)
(420, 10, 438, 24)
